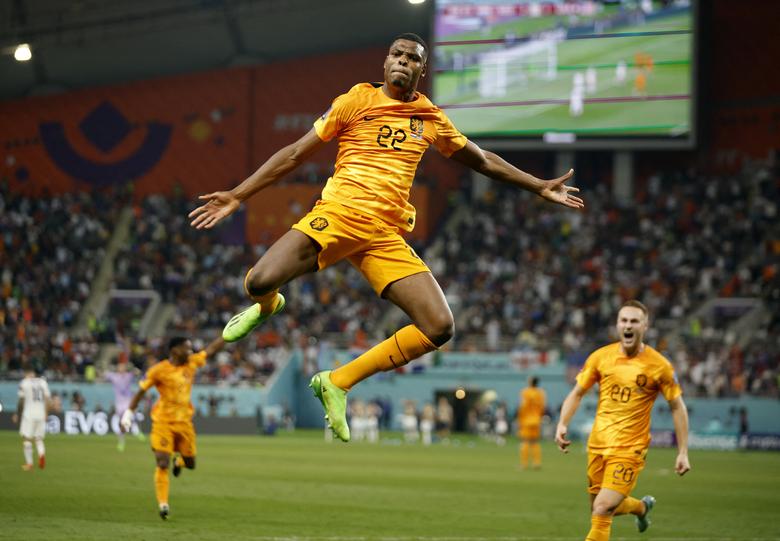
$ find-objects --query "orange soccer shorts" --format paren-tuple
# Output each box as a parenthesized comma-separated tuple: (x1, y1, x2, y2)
(292, 199, 430, 296)
(150, 421, 197, 457)
(586, 449, 647, 496)
(519, 423, 541, 441)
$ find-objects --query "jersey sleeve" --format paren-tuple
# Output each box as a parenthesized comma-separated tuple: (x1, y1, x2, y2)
(313, 90, 358, 142)
(139, 364, 160, 391)
(659, 360, 683, 402)
(575, 353, 601, 391)
(432, 109, 468, 157)
(189, 351, 208, 368)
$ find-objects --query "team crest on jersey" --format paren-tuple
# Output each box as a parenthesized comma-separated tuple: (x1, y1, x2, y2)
(410, 116, 424, 139)
(310, 217, 329, 231)
(636, 374, 647, 388)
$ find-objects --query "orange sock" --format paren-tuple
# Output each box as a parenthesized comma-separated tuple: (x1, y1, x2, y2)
(520, 441, 529, 467)
(243, 270, 280, 315)
(330, 325, 436, 390)
(154, 467, 169, 506)
(614, 496, 644, 516)
(585, 515, 612, 541)
(531, 442, 542, 467)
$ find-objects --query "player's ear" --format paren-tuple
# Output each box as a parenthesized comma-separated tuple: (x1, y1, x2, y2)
(421, 62, 427, 78)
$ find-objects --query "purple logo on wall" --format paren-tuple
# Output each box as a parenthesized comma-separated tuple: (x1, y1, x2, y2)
(39, 100, 172, 187)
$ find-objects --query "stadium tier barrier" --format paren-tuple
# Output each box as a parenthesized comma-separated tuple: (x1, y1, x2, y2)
(2, 351, 779, 438)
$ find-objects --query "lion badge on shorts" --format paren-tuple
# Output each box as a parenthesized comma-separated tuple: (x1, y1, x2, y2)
(310, 217, 329, 231)
(410, 116, 424, 139)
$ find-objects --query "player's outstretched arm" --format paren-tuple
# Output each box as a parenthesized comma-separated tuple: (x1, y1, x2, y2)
(669, 396, 691, 476)
(555, 384, 587, 453)
(450, 141, 584, 209)
(189, 128, 326, 229)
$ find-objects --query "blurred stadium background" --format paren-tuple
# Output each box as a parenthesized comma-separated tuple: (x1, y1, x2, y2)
(1, 0, 779, 539)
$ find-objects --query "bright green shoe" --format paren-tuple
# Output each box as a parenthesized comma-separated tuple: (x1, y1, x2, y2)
(309, 370, 350, 442)
(636, 495, 655, 533)
(222, 294, 286, 342)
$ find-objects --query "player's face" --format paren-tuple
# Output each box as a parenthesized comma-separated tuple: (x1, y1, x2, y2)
(616, 307, 648, 353)
(384, 40, 427, 92)
(172, 340, 194, 363)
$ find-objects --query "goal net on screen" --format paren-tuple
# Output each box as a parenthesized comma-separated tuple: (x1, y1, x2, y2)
(478, 39, 558, 98)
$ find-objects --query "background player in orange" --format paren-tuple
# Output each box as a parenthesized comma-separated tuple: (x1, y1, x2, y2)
(189, 33, 584, 442)
(121, 335, 225, 520)
(518, 376, 546, 469)
(555, 300, 690, 541)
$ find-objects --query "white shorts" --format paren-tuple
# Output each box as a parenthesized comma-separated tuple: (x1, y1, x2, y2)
(20, 417, 46, 440)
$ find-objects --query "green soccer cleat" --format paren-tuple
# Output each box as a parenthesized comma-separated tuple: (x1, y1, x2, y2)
(636, 495, 655, 533)
(222, 294, 286, 342)
(309, 370, 350, 442)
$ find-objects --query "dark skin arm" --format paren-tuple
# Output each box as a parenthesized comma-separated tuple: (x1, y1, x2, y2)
(450, 140, 584, 209)
(189, 129, 326, 229)
(12, 398, 23, 424)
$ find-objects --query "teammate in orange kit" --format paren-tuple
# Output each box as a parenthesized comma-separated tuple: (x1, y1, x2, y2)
(555, 300, 690, 540)
(518, 376, 546, 469)
(121, 335, 225, 520)
(189, 33, 584, 443)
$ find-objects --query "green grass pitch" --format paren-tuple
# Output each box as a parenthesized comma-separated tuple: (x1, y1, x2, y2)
(2, 430, 778, 540)
(434, 12, 692, 137)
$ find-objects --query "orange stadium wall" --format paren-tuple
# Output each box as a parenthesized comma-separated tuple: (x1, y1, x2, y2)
(0, 46, 459, 243)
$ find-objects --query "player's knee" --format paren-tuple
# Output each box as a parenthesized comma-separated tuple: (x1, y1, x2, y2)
(184, 457, 196, 469)
(423, 314, 455, 347)
(591, 501, 617, 516)
(245, 266, 281, 297)
(156, 456, 170, 469)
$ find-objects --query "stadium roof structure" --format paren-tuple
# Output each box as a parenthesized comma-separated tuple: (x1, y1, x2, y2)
(0, 0, 431, 102)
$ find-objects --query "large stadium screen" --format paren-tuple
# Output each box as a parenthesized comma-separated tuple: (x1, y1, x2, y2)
(433, 1, 695, 148)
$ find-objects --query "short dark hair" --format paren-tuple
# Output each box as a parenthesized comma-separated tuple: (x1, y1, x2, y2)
(393, 33, 428, 59)
(530, 376, 539, 387)
(168, 336, 189, 352)
(620, 300, 649, 319)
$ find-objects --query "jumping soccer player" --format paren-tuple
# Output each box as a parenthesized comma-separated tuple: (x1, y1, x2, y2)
(555, 300, 691, 540)
(121, 336, 225, 520)
(189, 33, 584, 442)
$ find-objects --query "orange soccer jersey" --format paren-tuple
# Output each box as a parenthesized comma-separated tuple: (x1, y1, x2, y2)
(314, 83, 467, 232)
(576, 343, 681, 453)
(518, 387, 546, 438)
(140, 351, 207, 424)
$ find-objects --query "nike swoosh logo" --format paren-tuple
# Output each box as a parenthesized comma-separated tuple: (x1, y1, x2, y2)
(363, 116, 376, 121)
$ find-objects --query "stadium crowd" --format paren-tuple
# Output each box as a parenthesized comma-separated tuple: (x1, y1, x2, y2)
(0, 182, 124, 380)
(1, 159, 777, 397)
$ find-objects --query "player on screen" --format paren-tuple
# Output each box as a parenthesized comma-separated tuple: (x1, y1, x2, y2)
(555, 300, 691, 540)
(518, 376, 546, 469)
(189, 33, 584, 443)
(13, 364, 51, 471)
(120, 336, 225, 520)
(104, 360, 145, 451)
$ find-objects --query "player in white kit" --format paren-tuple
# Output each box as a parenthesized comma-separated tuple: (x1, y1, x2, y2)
(14, 365, 51, 471)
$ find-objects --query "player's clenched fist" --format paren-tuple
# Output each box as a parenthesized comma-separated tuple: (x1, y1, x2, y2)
(555, 424, 571, 453)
